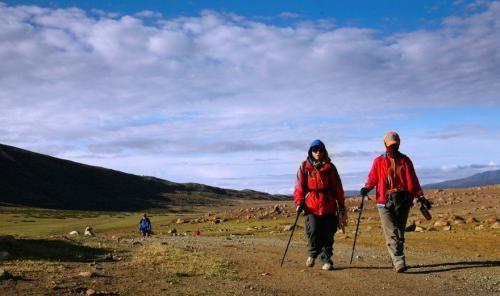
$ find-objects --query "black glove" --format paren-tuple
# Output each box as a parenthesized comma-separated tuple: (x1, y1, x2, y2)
(417, 195, 432, 209)
(360, 187, 370, 197)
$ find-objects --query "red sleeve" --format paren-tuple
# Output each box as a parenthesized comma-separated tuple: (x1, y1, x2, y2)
(365, 157, 379, 189)
(330, 164, 345, 206)
(293, 163, 307, 205)
(405, 157, 423, 197)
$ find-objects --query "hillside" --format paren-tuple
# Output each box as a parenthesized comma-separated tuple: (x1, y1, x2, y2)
(0, 144, 287, 211)
(423, 169, 500, 189)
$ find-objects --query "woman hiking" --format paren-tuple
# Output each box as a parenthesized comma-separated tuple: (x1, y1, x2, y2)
(294, 139, 348, 270)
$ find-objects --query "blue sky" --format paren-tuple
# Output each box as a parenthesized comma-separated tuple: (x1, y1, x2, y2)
(0, 0, 499, 194)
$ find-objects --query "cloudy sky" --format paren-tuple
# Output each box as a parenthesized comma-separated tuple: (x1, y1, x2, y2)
(1, 0, 499, 194)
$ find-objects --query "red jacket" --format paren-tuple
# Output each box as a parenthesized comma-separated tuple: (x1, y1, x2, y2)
(364, 152, 423, 205)
(294, 160, 345, 216)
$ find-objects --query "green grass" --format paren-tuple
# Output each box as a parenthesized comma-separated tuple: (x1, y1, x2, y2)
(0, 207, 183, 237)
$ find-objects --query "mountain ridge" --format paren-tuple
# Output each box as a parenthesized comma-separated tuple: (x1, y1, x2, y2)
(0, 143, 287, 211)
(423, 169, 500, 189)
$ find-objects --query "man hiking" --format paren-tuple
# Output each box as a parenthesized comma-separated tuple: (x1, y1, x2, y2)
(294, 139, 348, 270)
(360, 131, 432, 272)
(139, 213, 152, 237)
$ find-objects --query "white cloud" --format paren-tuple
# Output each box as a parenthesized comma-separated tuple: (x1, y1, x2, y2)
(0, 2, 499, 193)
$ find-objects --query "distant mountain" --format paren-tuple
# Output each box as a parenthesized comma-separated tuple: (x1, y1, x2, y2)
(0, 144, 287, 211)
(423, 169, 500, 189)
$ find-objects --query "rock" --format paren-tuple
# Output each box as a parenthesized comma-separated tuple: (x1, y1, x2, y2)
(466, 217, 479, 224)
(176, 218, 185, 224)
(415, 226, 425, 232)
(283, 225, 295, 231)
(434, 220, 449, 227)
(405, 222, 416, 232)
(0, 235, 16, 245)
(69, 230, 79, 236)
(490, 222, 500, 229)
(0, 269, 13, 281)
(132, 241, 142, 246)
(0, 251, 11, 261)
(484, 216, 498, 224)
(442, 226, 451, 231)
(452, 215, 465, 221)
(84, 226, 95, 237)
(78, 271, 96, 278)
(86, 288, 96, 295)
(168, 228, 177, 234)
(453, 219, 465, 225)
(475, 224, 485, 230)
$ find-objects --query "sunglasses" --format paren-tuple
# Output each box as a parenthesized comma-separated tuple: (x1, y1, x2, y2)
(311, 147, 323, 153)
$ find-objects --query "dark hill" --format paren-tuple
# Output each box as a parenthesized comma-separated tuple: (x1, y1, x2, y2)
(423, 169, 500, 189)
(0, 144, 287, 211)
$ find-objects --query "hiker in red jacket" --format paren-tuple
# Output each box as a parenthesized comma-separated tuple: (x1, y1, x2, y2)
(294, 139, 347, 270)
(360, 131, 432, 273)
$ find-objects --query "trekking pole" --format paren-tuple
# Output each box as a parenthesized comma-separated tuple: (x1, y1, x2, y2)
(280, 210, 301, 267)
(349, 194, 367, 264)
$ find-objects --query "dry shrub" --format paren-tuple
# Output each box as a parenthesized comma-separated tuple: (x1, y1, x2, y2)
(131, 243, 234, 278)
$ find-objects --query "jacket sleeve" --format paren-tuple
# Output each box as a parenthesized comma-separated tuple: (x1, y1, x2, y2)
(293, 163, 307, 205)
(405, 157, 423, 197)
(330, 164, 345, 206)
(364, 158, 379, 190)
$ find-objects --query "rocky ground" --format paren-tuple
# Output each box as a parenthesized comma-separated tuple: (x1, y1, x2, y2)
(0, 186, 499, 295)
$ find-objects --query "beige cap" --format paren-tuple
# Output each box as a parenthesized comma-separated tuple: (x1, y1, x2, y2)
(384, 131, 400, 147)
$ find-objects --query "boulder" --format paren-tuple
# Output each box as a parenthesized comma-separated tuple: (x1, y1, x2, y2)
(84, 226, 95, 237)
(466, 217, 479, 224)
(433, 220, 449, 227)
(415, 226, 426, 232)
(484, 216, 498, 224)
(474, 224, 485, 230)
(69, 230, 79, 236)
(0, 235, 16, 245)
(442, 226, 452, 231)
(283, 225, 295, 231)
(405, 222, 416, 232)
(0, 251, 11, 261)
(78, 271, 96, 278)
(86, 289, 96, 295)
(175, 218, 185, 224)
(0, 269, 13, 281)
(490, 222, 500, 229)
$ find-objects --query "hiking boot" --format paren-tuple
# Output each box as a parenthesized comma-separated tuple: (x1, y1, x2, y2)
(394, 262, 407, 273)
(322, 260, 334, 271)
(306, 256, 315, 267)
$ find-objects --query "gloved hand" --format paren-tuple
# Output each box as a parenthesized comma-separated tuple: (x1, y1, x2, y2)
(296, 202, 305, 214)
(417, 195, 432, 209)
(360, 187, 370, 197)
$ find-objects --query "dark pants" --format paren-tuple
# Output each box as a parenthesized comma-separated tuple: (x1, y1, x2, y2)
(304, 214, 337, 262)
